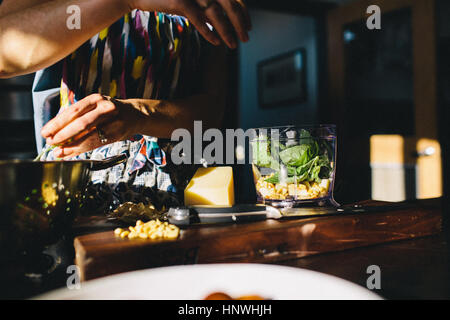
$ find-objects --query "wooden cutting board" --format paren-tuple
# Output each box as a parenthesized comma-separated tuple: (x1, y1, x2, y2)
(73, 199, 442, 281)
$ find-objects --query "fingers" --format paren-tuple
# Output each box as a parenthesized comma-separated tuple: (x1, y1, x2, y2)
(45, 98, 118, 146)
(217, 0, 249, 42)
(204, 2, 237, 48)
(180, 0, 221, 46)
(202, 0, 251, 49)
(53, 128, 100, 159)
(44, 96, 140, 158)
(41, 94, 104, 139)
(53, 120, 118, 158)
(236, 0, 251, 31)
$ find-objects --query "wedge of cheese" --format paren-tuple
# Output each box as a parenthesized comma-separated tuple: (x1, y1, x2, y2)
(184, 167, 235, 206)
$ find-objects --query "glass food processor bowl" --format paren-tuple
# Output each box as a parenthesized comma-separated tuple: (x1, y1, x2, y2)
(250, 125, 338, 208)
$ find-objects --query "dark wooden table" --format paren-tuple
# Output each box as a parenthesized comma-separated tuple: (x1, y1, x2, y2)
(3, 236, 450, 300)
(3, 200, 450, 300)
(277, 234, 450, 299)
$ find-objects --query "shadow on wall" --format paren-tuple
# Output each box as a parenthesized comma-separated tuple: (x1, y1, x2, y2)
(238, 8, 320, 130)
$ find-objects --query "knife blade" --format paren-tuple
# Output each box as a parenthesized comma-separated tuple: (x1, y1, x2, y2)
(167, 199, 417, 226)
(168, 204, 278, 225)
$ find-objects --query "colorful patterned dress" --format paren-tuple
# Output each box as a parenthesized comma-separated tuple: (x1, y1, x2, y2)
(33, 10, 206, 214)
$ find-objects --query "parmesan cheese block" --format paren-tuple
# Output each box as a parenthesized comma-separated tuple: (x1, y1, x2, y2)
(184, 167, 235, 206)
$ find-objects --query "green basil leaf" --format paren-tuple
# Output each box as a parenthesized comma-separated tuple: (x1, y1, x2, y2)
(279, 144, 311, 167)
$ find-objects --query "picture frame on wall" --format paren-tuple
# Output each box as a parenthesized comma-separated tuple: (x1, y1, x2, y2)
(257, 48, 307, 108)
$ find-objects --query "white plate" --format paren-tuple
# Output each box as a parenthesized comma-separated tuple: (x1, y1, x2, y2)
(34, 263, 382, 300)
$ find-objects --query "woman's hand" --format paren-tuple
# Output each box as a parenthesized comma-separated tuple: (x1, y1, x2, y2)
(128, 0, 251, 49)
(41, 94, 144, 158)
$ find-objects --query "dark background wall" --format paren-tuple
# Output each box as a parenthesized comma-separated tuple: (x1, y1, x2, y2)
(238, 9, 319, 129)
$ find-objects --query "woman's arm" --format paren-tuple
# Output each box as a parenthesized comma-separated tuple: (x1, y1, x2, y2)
(0, 0, 249, 78)
(0, 0, 51, 17)
(0, 0, 130, 78)
(41, 44, 228, 158)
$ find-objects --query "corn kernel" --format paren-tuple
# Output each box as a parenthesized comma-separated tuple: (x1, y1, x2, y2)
(129, 232, 138, 239)
(139, 233, 148, 239)
(114, 218, 180, 240)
